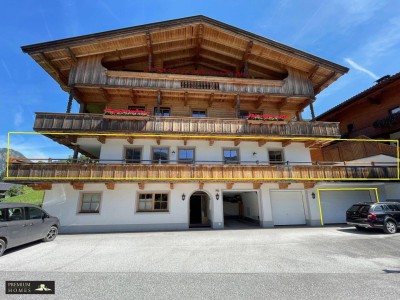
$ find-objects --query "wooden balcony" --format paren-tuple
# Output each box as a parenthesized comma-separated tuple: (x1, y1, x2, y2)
(105, 70, 289, 95)
(6, 161, 397, 184)
(34, 113, 341, 138)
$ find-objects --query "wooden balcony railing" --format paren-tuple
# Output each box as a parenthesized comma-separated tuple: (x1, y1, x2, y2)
(106, 70, 285, 95)
(6, 161, 397, 182)
(34, 113, 341, 137)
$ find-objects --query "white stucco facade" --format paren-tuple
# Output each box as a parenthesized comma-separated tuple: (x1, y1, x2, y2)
(41, 138, 398, 233)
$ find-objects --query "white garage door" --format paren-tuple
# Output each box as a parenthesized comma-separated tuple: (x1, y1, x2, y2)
(271, 191, 306, 225)
(320, 190, 373, 224)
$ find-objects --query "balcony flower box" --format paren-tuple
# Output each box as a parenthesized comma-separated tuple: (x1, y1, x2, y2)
(245, 113, 287, 125)
(103, 108, 151, 121)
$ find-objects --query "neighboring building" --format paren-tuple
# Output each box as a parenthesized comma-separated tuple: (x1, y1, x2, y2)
(5, 16, 398, 232)
(316, 73, 400, 143)
(0, 182, 15, 199)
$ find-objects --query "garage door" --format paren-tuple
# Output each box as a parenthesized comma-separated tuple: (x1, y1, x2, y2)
(271, 191, 306, 225)
(320, 190, 373, 224)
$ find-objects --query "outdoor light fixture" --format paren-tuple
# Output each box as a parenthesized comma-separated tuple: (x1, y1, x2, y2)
(182, 194, 186, 201)
(311, 192, 316, 199)
(216, 193, 220, 200)
(253, 152, 257, 156)
(172, 150, 176, 155)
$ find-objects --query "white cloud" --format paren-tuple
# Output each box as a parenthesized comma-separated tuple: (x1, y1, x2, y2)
(344, 58, 379, 80)
(14, 107, 24, 127)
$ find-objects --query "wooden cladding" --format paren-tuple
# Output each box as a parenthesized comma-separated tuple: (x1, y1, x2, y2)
(71, 54, 314, 96)
(322, 140, 397, 162)
(7, 162, 397, 182)
(34, 113, 341, 137)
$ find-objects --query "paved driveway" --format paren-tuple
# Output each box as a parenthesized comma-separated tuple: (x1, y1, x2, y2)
(1, 226, 399, 299)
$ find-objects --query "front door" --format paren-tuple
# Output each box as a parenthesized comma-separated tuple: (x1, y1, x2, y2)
(190, 196, 202, 225)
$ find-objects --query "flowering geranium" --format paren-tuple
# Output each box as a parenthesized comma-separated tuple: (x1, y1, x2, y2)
(104, 108, 151, 116)
(245, 113, 287, 121)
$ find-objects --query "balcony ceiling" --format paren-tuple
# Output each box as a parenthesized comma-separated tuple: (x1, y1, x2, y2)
(22, 15, 348, 93)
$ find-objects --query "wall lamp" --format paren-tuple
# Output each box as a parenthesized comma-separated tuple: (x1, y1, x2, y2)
(311, 192, 316, 199)
(253, 152, 257, 156)
(172, 150, 176, 155)
(182, 193, 186, 201)
(216, 193, 220, 200)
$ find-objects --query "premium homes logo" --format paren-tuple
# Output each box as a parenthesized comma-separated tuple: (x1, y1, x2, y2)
(6, 281, 55, 294)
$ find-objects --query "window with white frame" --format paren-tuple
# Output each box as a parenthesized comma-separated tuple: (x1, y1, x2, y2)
(268, 150, 284, 165)
(79, 193, 101, 213)
(137, 193, 169, 212)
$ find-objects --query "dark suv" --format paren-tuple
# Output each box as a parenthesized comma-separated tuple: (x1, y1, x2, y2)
(346, 202, 400, 234)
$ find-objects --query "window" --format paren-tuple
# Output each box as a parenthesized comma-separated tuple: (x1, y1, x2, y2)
(137, 193, 169, 212)
(7, 207, 25, 221)
(125, 148, 142, 164)
(373, 205, 383, 212)
(178, 148, 195, 164)
(154, 107, 170, 116)
(152, 148, 169, 163)
(80, 193, 101, 213)
(268, 150, 284, 165)
(239, 111, 262, 119)
(223, 149, 239, 164)
(386, 204, 399, 211)
(0, 209, 5, 222)
(27, 207, 44, 220)
(347, 124, 354, 133)
(128, 106, 145, 111)
(192, 110, 206, 118)
(389, 106, 400, 115)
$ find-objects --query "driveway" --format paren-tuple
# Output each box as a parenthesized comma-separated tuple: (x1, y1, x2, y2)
(1, 226, 399, 299)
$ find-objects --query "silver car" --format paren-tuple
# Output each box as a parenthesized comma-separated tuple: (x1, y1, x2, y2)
(0, 202, 60, 257)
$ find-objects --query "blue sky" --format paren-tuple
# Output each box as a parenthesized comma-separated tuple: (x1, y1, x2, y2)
(1, 0, 400, 158)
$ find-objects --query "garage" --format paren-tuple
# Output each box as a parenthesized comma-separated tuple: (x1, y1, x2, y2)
(319, 190, 374, 224)
(222, 191, 260, 228)
(270, 191, 306, 226)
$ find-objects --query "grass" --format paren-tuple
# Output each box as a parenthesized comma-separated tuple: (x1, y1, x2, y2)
(2, 189, 44, 206)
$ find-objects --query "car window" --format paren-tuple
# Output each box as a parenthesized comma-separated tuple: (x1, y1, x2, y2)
(373, 205, 384, 212)
(348, 205, 370, 212)
(0, 209, 5, 222)
(7, 207, 26, 221)
(387, 204, 400, 211)
(27, 207, 44, 220)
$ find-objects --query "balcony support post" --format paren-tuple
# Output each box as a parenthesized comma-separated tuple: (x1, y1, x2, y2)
(309, 101, 316, 122)
(236, 94, 241, 118)
(66, 89, 74, 113)
(156, 90, 161, 115)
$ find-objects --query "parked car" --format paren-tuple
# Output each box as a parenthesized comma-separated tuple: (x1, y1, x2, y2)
(0, 202, 60, 257)
(346, 202, 400, 234)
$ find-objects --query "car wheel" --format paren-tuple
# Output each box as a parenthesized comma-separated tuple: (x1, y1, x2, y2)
(43, 226, 58, 242)
(383, 220, 397, 234)
(0, 239, 5, 257)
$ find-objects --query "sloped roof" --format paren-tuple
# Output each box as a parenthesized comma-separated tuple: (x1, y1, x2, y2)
(21, 15, 348, 94)
(317, 72, 400, 120)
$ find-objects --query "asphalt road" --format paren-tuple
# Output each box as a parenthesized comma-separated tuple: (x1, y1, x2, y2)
(1, 226, 399, 299)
